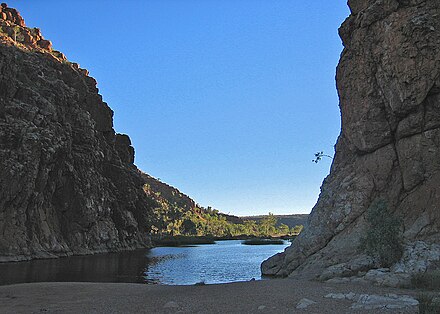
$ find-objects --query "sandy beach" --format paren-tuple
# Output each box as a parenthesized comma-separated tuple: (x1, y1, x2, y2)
(0, 279, 420, 313)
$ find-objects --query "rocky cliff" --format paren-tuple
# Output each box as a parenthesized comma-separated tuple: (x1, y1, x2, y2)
(262, 0, 440, 285)
(0, 4, 197, 262)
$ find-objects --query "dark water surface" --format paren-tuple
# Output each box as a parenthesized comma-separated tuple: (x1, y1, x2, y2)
(0, 240, 289, 286)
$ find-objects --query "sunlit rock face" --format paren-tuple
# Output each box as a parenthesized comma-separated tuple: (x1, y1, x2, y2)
(262, 0, 440, 280)
(0, 5, 197, 261)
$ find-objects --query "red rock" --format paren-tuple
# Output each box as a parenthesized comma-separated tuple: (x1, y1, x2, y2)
(32, 28, 41, 37)
(14, 13, 25, 27)
(22, 29, 35, 46)
(79, 68, 89, 76)
(30, 28, 41, 42)
(37, 39, 52, 50)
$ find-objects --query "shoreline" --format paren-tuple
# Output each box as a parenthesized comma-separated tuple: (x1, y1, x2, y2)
(0, 236, 293, 264)
(0, 278, 419, 313)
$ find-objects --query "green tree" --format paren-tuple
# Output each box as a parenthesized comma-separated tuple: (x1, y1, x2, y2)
(243, 220, 258, 235)
(181, 218, 197, 235)
(259, 213, 277, 237)
(278, 223, 290, 235)
(13, 25, 20, 42)
(291, 225, 304, 235)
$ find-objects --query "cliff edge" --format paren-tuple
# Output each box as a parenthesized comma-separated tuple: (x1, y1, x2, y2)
(262, 0, 440, 286)
(0, 4, 197, 261)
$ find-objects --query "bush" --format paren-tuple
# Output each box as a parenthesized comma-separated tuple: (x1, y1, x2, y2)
(411, 270, 440, 290)
(417, 293, 440, 314)
(359, 200, 403, 267)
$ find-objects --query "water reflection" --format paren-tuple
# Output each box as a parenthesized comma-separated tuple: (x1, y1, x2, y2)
(0, 249, 150, 286)
(0, 240, 289, 286)
(143, 240, 289, 285)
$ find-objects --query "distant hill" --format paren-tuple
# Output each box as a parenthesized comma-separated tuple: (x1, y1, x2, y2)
(240, 214, 308, 228)
(219, 213, 244, 225)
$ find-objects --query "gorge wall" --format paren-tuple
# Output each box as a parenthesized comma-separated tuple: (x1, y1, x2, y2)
(262, 0, 440, 283)
(0, 4, 197, 262)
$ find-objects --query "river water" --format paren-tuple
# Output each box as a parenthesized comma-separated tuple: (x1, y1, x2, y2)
(0, 240, 289, 286)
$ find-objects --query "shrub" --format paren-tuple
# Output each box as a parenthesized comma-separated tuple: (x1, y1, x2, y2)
(359, 200, 403, 267)
(411, 270, 440, 290)
(417, 293, 440, 314)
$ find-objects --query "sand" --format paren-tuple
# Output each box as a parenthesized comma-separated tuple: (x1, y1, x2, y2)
(0, 279, 420, 313)
(0, 279, 418, 313)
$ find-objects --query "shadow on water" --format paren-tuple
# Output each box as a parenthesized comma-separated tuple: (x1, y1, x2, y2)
(0, 249, 151, 286)
(0, 240, 289, 286)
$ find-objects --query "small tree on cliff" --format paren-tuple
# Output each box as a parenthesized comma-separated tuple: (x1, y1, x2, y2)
(13, 25, 20, 42)
(312, 151, 333, 163)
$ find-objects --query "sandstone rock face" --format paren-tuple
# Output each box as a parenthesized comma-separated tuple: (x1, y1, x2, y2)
(0, 8, 196, 261)
(262, 0, 440, 279)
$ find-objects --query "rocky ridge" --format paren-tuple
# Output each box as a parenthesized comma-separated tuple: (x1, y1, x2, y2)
(0, 4, 197, 262)
(241, 214, 308, 229)
(262, 0, 440, 285)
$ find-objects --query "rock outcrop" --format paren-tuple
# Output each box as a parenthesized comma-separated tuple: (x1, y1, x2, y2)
(0, 4, 196, 261)
(262, 0, 440, 281)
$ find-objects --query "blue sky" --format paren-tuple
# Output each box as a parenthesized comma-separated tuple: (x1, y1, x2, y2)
(9, 1, 350, 216)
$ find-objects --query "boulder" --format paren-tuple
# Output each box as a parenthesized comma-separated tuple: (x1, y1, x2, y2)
(296, 298, 317, 309)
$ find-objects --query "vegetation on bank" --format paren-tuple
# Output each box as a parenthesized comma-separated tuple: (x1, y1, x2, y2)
(242, 238, 285, 245)
(143, 182, 303, 240)
(151, 206, 303, 239)
(152, 235, 216, 247)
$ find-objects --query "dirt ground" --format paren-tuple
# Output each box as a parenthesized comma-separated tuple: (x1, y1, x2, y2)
(0, 278, 422, 313)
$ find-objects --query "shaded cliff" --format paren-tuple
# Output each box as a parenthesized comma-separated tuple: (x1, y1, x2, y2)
(262, 0, 440, 283)
(0, 4, 198, 262)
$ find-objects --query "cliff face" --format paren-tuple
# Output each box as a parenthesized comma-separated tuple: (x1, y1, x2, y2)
(262, 0, 440, 282)
(0, 4, 196, 262)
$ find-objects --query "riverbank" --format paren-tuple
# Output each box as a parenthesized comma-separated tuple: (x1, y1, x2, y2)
(152, 235, 295, 247)
(0, 279, 420, 313)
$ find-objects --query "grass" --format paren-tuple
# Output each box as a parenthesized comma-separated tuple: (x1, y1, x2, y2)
(242, 238, 285, 245)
